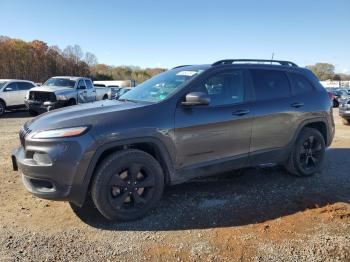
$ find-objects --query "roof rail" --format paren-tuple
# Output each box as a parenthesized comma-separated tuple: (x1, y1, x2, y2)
(212, 59, 298, 67)
(172, 65, 192, 69)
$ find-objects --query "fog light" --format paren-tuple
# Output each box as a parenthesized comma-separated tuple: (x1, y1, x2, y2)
(33, 152, 52, 166)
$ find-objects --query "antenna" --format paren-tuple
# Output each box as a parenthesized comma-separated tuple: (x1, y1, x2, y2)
(271, 51, 274, 63)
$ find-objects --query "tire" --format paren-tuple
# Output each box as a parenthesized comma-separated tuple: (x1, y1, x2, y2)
(333, 99, 339, 108)
(285, 127, 325, 177)
(67, 99, 76, 106)
(91, 149, 164, 221)
(0, 100, 5, 116)
(102, 95, 108, 100)
(69, 196, 105, 223)
(342, 118, 350, 125)
(28, 109, 38, 116)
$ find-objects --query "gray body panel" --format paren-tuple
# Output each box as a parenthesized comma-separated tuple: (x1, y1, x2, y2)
(13, 64, 334, 206)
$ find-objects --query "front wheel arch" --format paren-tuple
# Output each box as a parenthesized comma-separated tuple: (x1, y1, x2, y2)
(74, 138, 174, 207)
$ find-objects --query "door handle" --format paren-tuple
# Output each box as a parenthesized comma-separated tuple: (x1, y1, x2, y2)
(232, 109, 250, 116)
(291, 102, 304, 108)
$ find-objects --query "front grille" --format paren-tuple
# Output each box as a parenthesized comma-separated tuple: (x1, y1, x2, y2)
(29, 91, 56, 102)
(19, 125, 31, 148)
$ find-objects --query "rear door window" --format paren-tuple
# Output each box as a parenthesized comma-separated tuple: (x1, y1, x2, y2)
(250, 69, 290, 101)
(289, 73, 314, 94)
(78, 80, 86, 89)
(17, 82, 35, 91)
(85, 79, 94, 89)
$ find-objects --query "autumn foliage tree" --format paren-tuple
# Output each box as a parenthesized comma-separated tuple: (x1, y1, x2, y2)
(0, 36, 166, 83)
(0, 36, 90, 82)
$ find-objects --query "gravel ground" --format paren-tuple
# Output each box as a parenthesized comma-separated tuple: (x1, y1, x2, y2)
(0, 109, 349, 261)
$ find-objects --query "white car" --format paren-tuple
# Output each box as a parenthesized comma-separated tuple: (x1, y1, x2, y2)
(0, 79, 36, 116)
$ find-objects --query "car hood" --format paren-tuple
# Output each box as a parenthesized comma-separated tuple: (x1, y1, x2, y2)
(25, 100, 149, 132)
(29, 86, 74, 93)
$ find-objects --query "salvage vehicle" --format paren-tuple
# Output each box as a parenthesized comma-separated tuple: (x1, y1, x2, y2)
(0, 79, 36, 116)
(25, 76, 97, 115)
(114, 87, 132, 99)
(12, 59, 334, 221)
(93, 83, 119, 100)
(339, 96, 350, 125)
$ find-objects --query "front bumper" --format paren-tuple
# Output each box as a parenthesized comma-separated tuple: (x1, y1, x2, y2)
(25, 100, 66, 114)
(12, 134, 96, 205)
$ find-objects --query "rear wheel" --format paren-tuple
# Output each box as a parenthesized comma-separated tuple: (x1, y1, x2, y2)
(102, 95, 108, 100)
(342, 118, 350, 125)
(285, 128, 325, 177)
(91, 149, 164, 221)
(0, 100, 5, 116)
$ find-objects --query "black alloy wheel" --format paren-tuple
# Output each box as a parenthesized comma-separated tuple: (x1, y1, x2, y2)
(91, 149, 164, 221)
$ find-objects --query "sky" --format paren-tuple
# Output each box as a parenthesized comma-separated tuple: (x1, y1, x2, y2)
(1, 0, 350, 72)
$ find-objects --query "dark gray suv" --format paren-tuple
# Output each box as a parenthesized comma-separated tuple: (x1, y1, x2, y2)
(12, 59, 335, 221)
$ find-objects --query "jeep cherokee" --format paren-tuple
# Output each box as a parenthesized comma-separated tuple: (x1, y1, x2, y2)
(12, 59, 335, 221)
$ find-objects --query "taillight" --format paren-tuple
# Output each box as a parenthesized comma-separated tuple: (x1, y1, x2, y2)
(328, 92, 334, 100)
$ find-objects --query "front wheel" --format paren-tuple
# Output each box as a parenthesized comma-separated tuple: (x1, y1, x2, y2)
(91, 149, 164, 221)
(285, 128, 326, 177)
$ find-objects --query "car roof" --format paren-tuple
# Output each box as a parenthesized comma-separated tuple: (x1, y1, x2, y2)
(51, 76, 89, 81)
(0, 79, 34, 83)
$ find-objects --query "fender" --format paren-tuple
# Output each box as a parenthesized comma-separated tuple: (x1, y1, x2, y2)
(70, 137, 175, 206)
(290, 117, 331, 147)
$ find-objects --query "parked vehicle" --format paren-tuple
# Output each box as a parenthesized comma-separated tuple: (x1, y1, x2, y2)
(93, 83, 111, 100)
(25, 76, 97, 115)
(93, 83, 119, 99)
(339, 96, 350, 125)
(326, 88, 347, 107)
(12, 59, 334, 221)
(0, 79, 36, 116)
(114, 87, 132, 99)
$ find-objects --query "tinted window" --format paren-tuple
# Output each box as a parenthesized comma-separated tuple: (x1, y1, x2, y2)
(290, 73, 313, 94)
(17, 82, 34, 91)
(5, 82, 18, 91)
(85, 79, 94, 89)
(78, 80, 86, 89)
(196, 70, 245, 106)
(251, 69, 290, 100)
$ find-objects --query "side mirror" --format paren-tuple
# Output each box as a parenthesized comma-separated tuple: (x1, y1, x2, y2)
(181, 92, 210, 106)
(4, 87, 13, 92)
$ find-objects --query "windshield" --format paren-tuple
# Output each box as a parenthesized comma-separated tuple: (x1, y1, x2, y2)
(0, 81, 8, 89)
(120, 67, 206, 102)
(43, 78, 76, 88)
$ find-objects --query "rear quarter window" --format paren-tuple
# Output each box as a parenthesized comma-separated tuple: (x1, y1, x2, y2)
(250, 69, 290, 101)
(289, 73, 314, 94)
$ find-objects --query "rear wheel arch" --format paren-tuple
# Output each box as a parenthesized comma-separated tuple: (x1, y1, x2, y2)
(293, 119, 328, 146)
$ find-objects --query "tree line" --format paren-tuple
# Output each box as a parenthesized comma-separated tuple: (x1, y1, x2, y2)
(1, 36, 349, 83)
(306, 63, 350, 81)
(0, 36, 165, 83)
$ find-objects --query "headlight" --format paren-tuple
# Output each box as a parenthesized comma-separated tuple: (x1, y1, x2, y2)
(32, 126, 88, 139)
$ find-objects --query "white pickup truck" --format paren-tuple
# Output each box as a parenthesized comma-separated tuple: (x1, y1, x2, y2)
(25, 76, 109, 115)
(0, 79, 36, 116)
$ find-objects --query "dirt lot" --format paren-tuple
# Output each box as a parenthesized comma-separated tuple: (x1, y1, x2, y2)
(0, 109, 349, 261)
